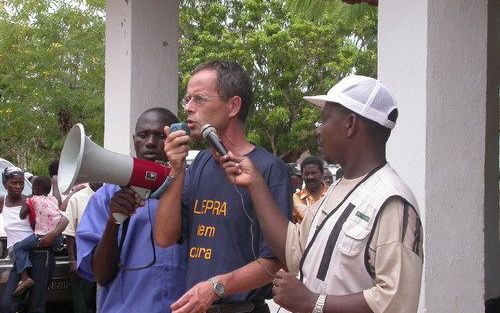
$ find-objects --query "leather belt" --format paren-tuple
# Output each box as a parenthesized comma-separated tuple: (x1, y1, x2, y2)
(207, 301, 266, 313)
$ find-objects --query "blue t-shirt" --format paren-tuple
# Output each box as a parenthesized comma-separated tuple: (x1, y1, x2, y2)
(182, 147, 293, 303)
(77, 184, 187, 313)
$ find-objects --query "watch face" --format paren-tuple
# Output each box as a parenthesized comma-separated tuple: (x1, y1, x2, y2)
(215, 283, 224, 295)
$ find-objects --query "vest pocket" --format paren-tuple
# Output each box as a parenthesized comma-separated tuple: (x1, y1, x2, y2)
(338, 221, 371, 257)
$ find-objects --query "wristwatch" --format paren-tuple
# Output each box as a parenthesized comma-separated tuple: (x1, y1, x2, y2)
(208, 277, 225, 298)
(312, 293, 327, 313)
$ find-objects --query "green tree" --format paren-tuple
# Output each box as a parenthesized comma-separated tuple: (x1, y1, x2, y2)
(0, 0, 376, 172)
(0, 0, 105, 174)
(179, 0, 377, 161)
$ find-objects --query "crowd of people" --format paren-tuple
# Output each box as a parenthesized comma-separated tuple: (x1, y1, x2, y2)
(1, 59, 423, 313)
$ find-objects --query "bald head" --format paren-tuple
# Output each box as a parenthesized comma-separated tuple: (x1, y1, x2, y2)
(135, 107, 179, 132)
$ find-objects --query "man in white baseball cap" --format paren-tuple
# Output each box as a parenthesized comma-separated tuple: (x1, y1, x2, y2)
(221, 75, 424, 313)
(304, 74, 398, 129)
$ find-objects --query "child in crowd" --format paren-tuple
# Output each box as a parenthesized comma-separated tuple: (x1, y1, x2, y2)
(12, 175, 68, 296)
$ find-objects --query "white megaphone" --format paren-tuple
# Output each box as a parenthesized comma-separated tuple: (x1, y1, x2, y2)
(58, 123, 172, 224)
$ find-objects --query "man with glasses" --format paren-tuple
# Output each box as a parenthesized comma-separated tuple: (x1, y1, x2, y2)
(155, 60, 293, 313)
(76, 108, 187, 313)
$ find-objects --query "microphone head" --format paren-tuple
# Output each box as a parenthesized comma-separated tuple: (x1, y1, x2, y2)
(201, 124, 216, 139)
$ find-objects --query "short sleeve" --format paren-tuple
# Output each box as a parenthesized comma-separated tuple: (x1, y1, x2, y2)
(76, 185, 117, 281)
(62, 196, 78, 237)
(257, 160, 293, 259)
(285, 200, 320, 274)
(363, 197, 423, 313)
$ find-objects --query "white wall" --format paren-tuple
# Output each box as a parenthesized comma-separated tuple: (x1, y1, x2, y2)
(379, 0, 491, 312)
(104, 0, 179, 155)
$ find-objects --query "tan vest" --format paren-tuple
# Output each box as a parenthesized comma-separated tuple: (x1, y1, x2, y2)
(299, 164, 418, 295)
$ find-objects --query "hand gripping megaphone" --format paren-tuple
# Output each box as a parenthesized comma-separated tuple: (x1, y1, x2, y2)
(58, 123, 171, 224)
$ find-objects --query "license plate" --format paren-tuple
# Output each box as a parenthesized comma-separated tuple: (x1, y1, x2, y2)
(48, 278, 71, 292)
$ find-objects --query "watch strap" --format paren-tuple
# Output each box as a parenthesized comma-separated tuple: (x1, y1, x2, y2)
(208, 277, 225, 298)
(312, 293, 327, 313)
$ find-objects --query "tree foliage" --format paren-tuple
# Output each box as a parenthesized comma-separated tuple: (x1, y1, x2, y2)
(0, 0, 376, 174)
(0, 0, 105, 174)
(179, 0, 377, 161)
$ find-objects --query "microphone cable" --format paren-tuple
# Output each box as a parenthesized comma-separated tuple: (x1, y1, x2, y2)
(232, 183, 276, 279)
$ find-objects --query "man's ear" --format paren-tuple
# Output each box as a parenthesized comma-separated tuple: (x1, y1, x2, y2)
(227, 96, 242, 119)
(345, 113, 359, 138)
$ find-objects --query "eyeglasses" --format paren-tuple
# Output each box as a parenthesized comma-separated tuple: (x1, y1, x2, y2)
(182, 94, 222, 108)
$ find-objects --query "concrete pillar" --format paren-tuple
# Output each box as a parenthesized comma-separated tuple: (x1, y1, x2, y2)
(104, 0, 179, 154)
(379, 0, 496, 312)
(485, 0, 500, 305)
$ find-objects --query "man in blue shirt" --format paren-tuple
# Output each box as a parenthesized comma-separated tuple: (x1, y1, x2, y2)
(76, 107, 187, 313)
(155, 60, 293, 313)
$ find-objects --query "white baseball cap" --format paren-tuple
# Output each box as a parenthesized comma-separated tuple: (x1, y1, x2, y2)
(304, 75, 398, 129)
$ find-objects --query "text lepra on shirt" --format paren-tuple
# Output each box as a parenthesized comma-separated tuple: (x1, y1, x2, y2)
(189, 246, 212, 259)
(197, 223, 216, 237)
(192, 199, 227, 216)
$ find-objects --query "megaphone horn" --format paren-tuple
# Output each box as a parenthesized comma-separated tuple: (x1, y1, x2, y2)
(58, 123, 171, 223)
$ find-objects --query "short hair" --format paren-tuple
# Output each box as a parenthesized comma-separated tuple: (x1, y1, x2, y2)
(136, 107, 179, 131)
(300, 156, 324, 174)
(48, 160, 59, 177)
(32, 176, 52, 195)
(192, 60, 253, 122)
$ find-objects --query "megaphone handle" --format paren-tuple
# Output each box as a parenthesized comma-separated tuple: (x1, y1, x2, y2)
(112, 186, 151, 225)
(112, 212, 129, 225)
(130, 186, 151, 199)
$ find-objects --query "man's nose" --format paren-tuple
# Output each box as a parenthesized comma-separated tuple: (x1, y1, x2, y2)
(145, 135, 157, 146)
(184, 99, 196, 114)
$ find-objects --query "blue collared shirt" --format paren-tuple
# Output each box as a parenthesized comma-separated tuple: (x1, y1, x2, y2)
(77, 184, 187, 313)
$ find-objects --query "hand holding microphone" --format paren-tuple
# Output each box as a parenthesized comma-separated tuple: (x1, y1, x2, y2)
(221, 151, 260, 188)
(164, 122, 191, 176)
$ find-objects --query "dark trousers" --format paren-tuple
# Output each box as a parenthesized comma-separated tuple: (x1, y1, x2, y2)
(0, 249, 55, 313)
(208, 301, 270, 313)
(71, 274, 96, 313)
(12, 235, 63, 274)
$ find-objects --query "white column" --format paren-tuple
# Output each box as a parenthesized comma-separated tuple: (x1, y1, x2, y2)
(379, 0, 493, 312)
(485, 0, 500, 304)
(104, 0, 179, 155)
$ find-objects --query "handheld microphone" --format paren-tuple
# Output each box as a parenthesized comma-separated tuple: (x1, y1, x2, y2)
(201, 124, 228, 156)
(170, 122, 190, 135)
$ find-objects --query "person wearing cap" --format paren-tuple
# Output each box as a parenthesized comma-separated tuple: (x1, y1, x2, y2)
(221, 75, 423, 313)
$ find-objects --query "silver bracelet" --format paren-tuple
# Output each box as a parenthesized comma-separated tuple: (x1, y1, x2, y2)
(312, 293, 327, 313)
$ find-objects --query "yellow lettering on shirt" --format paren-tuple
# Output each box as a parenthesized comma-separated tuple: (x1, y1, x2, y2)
(189, 246, 212, 260)
(196, 224, 216, 237)
(193, 199, 227, 216)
